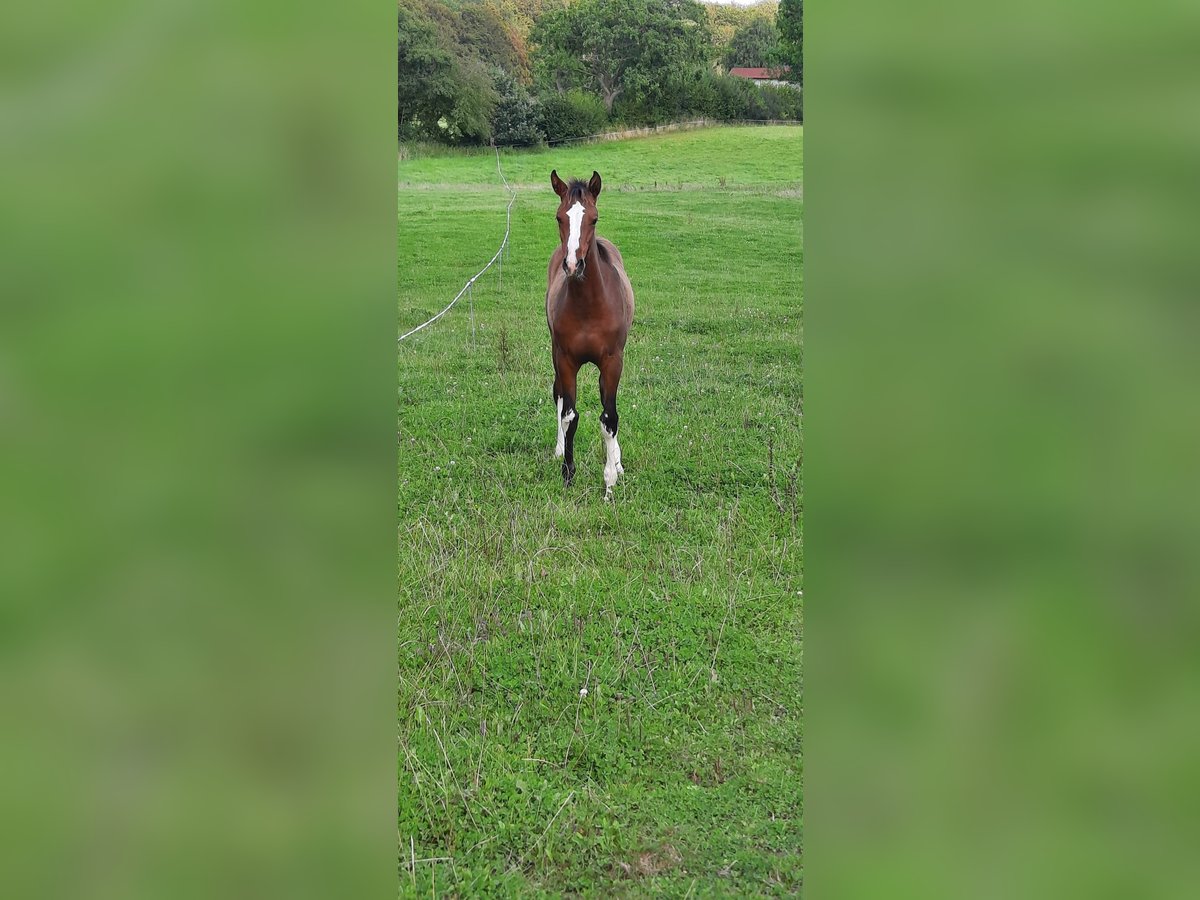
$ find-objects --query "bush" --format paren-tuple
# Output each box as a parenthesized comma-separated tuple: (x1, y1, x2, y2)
(491, 70, 545, 146)
(757, 83, 803, 122)
(539, 90, 608, 143)
(707, 74, 768, 121)
(675, 70, 717, 120)
(612, 69, 705, 125)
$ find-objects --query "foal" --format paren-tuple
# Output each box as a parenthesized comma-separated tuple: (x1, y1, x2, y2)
(545, 170, 635, 499)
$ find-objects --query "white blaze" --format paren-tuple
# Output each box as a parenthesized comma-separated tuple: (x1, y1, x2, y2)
(565, 201, 585, 269)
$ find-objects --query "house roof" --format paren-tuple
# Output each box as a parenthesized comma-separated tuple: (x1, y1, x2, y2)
(728, 66, 790, 80)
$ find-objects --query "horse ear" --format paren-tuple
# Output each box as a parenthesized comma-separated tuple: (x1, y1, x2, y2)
(589, 170, 602, 198)
(551, 170, 567, 198)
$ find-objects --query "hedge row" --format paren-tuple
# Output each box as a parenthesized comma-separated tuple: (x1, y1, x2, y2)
(487, 73, 800, 148)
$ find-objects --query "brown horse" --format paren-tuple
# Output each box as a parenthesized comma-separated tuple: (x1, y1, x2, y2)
(546, 169, 635, 499)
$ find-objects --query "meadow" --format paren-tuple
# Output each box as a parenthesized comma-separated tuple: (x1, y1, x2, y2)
(399, 125, 803, 896)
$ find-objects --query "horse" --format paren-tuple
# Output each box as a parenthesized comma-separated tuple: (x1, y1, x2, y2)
(545, 169, 635, 500)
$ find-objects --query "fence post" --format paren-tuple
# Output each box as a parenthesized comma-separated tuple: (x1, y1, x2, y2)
(469, 282, 476, 349)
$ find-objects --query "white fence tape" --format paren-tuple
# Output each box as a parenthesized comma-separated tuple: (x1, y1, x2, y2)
(398, 148, 516, 343)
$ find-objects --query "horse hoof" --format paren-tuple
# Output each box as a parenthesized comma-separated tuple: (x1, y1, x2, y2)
(562, 464, 575, 486)
(604, 488, 613, 502)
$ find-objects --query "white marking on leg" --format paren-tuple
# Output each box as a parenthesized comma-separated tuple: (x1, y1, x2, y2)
(565, 201, 584, 271)
(554, 396, 565, 457)
(602, 423, 623, 499)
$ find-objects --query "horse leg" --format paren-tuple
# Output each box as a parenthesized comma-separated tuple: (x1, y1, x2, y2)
(556, 355, 581, 486)
(552, 344, 565, 458)
(598, 352, 625, 500)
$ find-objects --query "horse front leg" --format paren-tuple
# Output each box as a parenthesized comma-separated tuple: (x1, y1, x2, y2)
(598, 352, 624, 500)
(552, 344, 565, 458)
(555, 355, 581, 486)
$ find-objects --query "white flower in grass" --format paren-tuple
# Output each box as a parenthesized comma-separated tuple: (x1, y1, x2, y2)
(579, 687, 588, 698)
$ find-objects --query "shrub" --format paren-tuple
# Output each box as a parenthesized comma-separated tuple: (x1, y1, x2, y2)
(539, 90, 608, 143)
(676, 71, 718, 121)
(708, 74, 768, 121)
(612, 85, 689, 126)
(491, 70, 545, 146)
(758, 83, 803, 121)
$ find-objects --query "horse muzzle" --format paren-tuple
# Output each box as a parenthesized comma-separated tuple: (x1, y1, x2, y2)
(563, 256, 587, 281)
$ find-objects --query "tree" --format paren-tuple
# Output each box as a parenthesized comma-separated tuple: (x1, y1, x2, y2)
(491, 69, 544, 146)
(492, 0, 557, 44)
(458, 1, 530, 83)
(397, 5, 457, 138)
(776, 0, 803, 84)
(706, 1, 777, 64)
(532, 0, 712, 117)
(398, 0, 516, 144)
(445, 57, 499, 143)
(530, 6, 589, 95)
(724, 19, 780, 69)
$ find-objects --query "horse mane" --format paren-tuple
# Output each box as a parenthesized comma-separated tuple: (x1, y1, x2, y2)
(566, 179, 591, 203)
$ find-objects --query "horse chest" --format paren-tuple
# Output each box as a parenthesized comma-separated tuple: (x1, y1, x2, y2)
(552, 297, 623, 356)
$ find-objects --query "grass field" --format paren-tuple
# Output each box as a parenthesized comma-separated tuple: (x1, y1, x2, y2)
(398, 125, 803, 896)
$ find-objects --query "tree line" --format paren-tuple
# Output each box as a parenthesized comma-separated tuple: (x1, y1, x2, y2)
(398, 0, 802, 147)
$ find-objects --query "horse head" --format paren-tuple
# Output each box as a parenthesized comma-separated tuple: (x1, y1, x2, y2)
(550, 169, 602, 281)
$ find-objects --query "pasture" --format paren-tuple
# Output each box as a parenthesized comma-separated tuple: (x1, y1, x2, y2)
(399, 125, 803, 896)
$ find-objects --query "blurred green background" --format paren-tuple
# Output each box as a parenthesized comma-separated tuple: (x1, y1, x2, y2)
(810, 0, 1200, 896)
(0, 1, 394, 897)
(3, 0, 1198, 896)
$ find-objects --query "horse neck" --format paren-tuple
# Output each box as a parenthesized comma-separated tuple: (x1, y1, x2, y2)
(567, 255, 610, 304)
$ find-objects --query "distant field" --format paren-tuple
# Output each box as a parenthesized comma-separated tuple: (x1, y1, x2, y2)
(399, 125, 803, 896)
(399, 125, 802, 189)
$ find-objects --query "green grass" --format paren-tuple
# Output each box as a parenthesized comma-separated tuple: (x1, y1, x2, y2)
(399, 125, 802, 896)
(398, 125, 803, 189)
